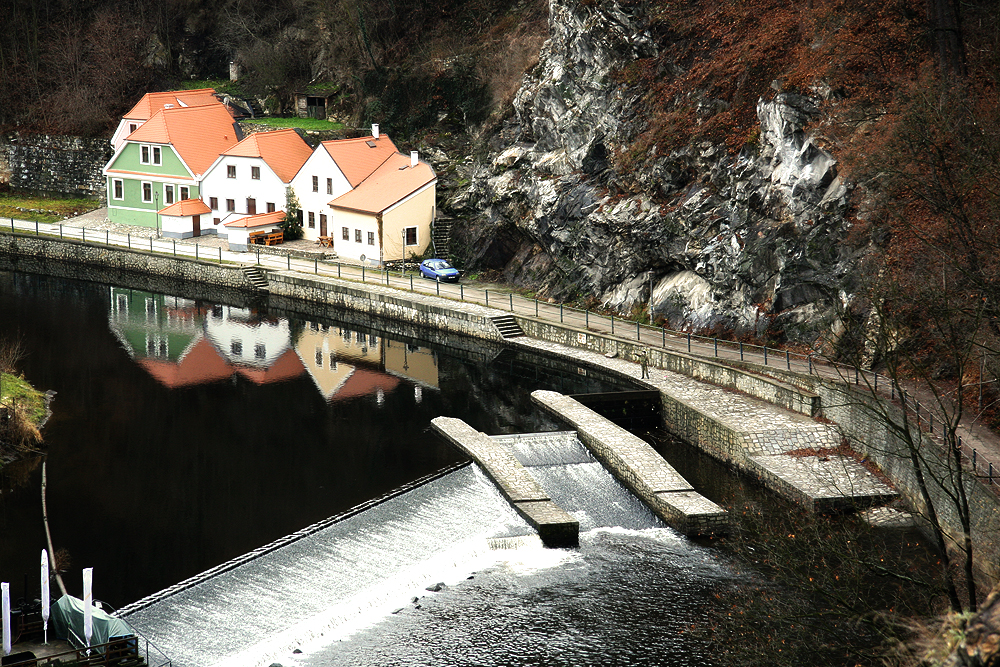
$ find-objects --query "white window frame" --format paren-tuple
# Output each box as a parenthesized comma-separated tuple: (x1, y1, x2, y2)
(251, 166, 260, 180)
(140, 144, 161, 165)
(152, 146, 161, 165)
(141, 181, 153, 203)
(180, 186, 189, 200)
(164, 184, 175, 205)
(112, 178, 124, 200)
(404, 226, 418, 246)
(227, 165, 236, 179)
(367, 231, 375, 246)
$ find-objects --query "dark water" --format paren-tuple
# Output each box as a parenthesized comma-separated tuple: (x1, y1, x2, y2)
(0, 270, 637, 609)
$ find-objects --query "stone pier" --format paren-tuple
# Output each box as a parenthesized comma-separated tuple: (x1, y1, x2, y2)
(431, 417, 579, 547)
(531, 390, 729, 536)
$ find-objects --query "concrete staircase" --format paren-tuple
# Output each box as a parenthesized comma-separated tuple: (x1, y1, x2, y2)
(491, 315, 524, 339)
(431, 218, 453, 259)
(242, 265, 269, 292)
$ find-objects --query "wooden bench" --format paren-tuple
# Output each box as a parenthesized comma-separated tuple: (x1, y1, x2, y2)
(248, 230, 283, 246)
(317, 236, 334, 248)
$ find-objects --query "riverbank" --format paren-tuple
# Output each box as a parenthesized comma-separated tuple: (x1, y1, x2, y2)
(0, 370, 45, 465)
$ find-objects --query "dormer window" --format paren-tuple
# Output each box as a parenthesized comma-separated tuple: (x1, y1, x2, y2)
(140, 144, 161, 166)
(129, 123, 138, 134)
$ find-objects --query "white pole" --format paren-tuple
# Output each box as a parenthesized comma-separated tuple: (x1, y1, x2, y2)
(41, 550, 51, 644)
(82, 568, 93, 651)
(2, 582, 10, 657)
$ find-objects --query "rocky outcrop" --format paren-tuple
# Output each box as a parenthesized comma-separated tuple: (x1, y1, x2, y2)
(446, 0, 860, 343)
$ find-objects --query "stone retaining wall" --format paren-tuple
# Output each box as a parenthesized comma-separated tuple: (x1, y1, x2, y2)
(516, 317, 819, 416)
(0, 132, 112, 200)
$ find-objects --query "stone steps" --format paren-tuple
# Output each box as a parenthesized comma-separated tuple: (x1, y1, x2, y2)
(491, 315, 524, 339)
(242, 265, 269, 292)
(431, 218, 453, 259)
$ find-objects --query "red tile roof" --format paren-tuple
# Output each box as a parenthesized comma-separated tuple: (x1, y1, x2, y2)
(320, 135, 399, 188)
(224, 210, 286, 228)
(328, 153, 436, 215)
(158, 198, 211, 216)
(124, 89, 222, 121)
(329, 367, 401, 402)
(127, 105, 242, 176)
(137, 337, 232, 388)
(222, 129, 313, 183)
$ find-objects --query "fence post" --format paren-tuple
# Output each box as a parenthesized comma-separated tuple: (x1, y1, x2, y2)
(287, 255, 290, 270)
(436, 280, 439, 296)
(195, 243, 198, 260)
(460, 283, 463, 299)
(874, 373, 878, 390)
(315, 258, 318, 273)
(990, 462, 993, 483)
(256, 249, 259, 265)
(82, 227, 85, 243)
(611, 315, 614, 335)
(149, 237, 152, 252)
(560, 304, 563, 323)
(714, 338, 718, 356)
(219, 247, 222, 263)
(535, 299, 538, 317)
(60, 224, 63, 239)
(764, 346, 768, 366)
(687, 332, 691, 353)
(972, 447, 976, 469)
(105, 230, 108, 245)
(586, 310, 589, 328)
(412, 275, 415, 292)
(485, 289, 489, 307)
(786, 350, 790, 370)
(510, 293, 513, 312)
(127, 233, 130, 249)
(173, 240, 176, 256)
(37, 221, 40, 235)
(338, 262, 341, 278)
(662, 326, 665, 348)
(362, 265, 365, 281)
(739, 342, 743, 361)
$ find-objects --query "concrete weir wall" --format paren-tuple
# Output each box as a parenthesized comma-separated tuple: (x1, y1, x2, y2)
(531, 390, 729, 536)
(431, 417, 579, 547)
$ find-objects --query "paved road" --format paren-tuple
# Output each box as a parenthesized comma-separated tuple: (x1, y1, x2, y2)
(5, 216, 999, 489)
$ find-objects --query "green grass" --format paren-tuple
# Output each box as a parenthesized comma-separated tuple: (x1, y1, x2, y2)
(246, 117, 346, 131)
(0, 193, 101, 224)
(0, 372, 46, 426)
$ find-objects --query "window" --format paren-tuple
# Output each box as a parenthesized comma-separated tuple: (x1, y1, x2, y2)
(164, 184, 174, 205)
(404, 226, 417, 245)
(255, 343, 266, 360)
(297, 210, 303, 224)
(266, 202, 275, 213)
(226, 199, 235, 212)
(210, 197, 218, 210)
(251, 166, 260, 180)
(367, 231, 375, 245)
(247, 198, 256, 215)
(312, 175, 318, 192)
(213, 218, 220, 226)
(231, 340, 242, 356)
(315, 349, 323, 367)
(342, 227, 349, 241)
(140, 145, 150, 164)
(128, 123, 138, 134)
(180, 186, 189, 200)
(308, 212, 315, 228)
(112, 179, 123, 200)
(227, 165, 236, 179)
(152, 146, 161, 165)
(326, 178, 333, 195)
(355, 229, 362, 243)
(141, 181, 152, 203)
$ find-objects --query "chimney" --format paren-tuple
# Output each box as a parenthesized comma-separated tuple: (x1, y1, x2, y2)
(372, 123, 380, 140)
(411, 151, 418, 168)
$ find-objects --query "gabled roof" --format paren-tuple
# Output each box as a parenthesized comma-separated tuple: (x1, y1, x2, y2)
(124, 89, 222, 121)
(158, 198, 211, 216)
(222, 129, 312, 183)
(224, 210, 286, 228)
(320, 135, 398, 188)
(328, 153, 436, 215)
(233, 348, 305, 385)
(137, 337, 232, 388)
(127, 106, 242, 176)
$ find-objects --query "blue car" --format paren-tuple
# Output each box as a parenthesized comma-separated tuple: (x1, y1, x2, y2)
(419, 258, 460, 282)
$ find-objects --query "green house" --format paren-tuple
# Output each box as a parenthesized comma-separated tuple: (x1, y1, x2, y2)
(103, 105, 242, 229)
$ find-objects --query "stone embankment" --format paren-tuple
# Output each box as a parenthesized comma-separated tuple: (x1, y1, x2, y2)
(431, 417, 579, 547)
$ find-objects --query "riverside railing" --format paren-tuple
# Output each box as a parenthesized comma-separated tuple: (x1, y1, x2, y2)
(5, 218, 998, 490)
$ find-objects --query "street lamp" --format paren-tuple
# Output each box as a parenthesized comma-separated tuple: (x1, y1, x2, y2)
(154, 191, 160, 238)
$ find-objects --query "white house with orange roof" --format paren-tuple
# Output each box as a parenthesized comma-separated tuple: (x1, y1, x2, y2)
(110, 88, 224, 152)
(158, 198, 212, 239)
(290, 124, 437, 264)
(103, 104, 242, 230)
(224, 210, 286, 251)
(200, 128, 312, 234)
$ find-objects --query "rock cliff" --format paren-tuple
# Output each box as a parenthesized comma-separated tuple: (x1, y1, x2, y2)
(445, 0, 861, 343)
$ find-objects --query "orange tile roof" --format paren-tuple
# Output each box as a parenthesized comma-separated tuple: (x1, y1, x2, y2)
(127, 105, 242, 176)
(222, 129, 313, 183)
(328, 153, 436, 215)
(234, 348, 306, 385)
(224, 210, 286, 228)
(158, 198, 211, 216)
(124, 89, 221, 121)
(329, 367, 401, 402)
(321, 135, 399, 188)
(137, 337, 232, 388)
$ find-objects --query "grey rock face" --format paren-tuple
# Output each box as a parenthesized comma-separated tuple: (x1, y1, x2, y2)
(447, 0, 859, 342)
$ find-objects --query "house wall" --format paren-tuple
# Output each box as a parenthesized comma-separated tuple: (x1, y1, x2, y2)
(292, 148, 351, 242)
(202, 155, 287, 230)
(329, 208, 379, 263)
(381, 184, 435, 262)
(106, 143, 197, 228)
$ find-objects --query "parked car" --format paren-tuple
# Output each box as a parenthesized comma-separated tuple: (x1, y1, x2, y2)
(419, 259, 460, 282)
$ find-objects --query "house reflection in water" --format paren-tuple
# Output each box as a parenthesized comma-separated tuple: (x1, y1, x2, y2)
(108, 288, 439, 403)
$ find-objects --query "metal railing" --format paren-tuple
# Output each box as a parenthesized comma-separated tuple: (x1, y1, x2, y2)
(4, 217, 998, 491)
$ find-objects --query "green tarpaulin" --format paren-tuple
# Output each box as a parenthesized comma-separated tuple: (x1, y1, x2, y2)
(49, 594, 134, 649)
